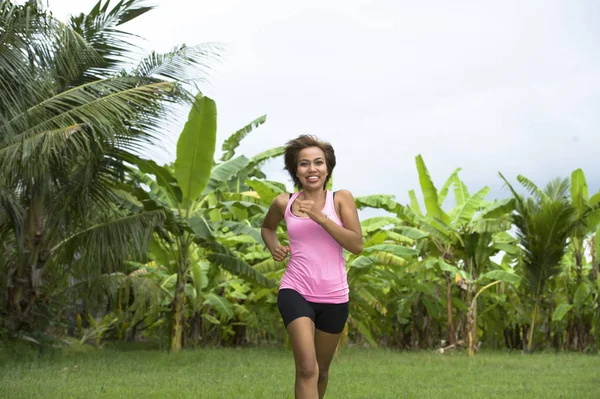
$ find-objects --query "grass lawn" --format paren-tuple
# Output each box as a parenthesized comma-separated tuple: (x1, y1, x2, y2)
(1, 345, 599, 398)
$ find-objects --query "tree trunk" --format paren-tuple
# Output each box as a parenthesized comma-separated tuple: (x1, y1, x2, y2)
(591, 236, 598, 281)
(170, 266, 186, 352)
(575, 251, 583, 283)
(522, 324, 529, 352)
(514, 324, 522, 349)
(503, 327, 513, 349)
(6, 244, 47, 333)
(526, 299, 540, 352)
(6, 186, 49, 334)
(189, 313, 202, 347)
(445, 272, 456, 345)
(467, 287, 477, 356)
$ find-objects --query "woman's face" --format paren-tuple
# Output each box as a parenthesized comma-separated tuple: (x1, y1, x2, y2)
(296, 146, 328, 190)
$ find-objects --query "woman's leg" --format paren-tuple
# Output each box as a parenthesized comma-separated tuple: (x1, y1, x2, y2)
(314, 329, 343, 399)
(287, 317, 319, 399)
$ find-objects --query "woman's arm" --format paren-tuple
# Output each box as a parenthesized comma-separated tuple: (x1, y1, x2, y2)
(297, 190, 363, 254)
(261, 193, 290, 262)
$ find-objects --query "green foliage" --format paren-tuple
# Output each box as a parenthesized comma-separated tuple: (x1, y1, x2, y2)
(501, 173, 575, 296)
(0, 0, 218, 336)
(220, 115, 267, 161)
(174, 95, 217, 202)
(415, 155, 450, 224)
(2, 1, 599, 353)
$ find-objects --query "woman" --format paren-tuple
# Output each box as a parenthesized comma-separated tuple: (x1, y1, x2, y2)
(261, 135, 363, 399)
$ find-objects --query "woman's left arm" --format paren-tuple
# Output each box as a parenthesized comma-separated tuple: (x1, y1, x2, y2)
(300, 190, 363, 254)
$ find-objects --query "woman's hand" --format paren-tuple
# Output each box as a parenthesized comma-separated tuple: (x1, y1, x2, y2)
(270, 244, 290, 262)
(297, 200, 327, 225)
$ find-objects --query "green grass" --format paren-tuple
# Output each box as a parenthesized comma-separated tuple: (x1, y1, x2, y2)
(1, 345, 599, 398)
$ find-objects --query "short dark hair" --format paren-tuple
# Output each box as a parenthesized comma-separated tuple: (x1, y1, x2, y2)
(284, 135, 336, 189)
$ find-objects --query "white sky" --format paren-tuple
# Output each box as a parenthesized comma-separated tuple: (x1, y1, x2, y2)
(44, 0, 600, 208)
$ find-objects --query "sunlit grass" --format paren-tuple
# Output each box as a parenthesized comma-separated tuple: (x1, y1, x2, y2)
(1, 344, 599, 398)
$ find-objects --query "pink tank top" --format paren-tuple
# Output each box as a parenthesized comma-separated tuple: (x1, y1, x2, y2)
(280, 190, 349, 303)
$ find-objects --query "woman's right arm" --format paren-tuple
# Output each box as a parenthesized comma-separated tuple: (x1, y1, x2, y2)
(261, 193, 290, 262)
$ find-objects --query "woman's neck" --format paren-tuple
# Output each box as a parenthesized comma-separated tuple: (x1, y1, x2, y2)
(300, 188, 326, 202)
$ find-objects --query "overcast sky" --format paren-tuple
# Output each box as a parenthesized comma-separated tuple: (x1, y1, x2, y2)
(45, 0, 600, 209)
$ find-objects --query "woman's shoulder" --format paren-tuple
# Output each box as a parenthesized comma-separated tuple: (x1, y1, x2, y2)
(272, 192, 293, 210)
(333, 189, 355, 200)
(333, 190, 356, 210)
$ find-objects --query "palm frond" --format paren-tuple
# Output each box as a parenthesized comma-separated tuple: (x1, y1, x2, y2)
(0, 1, 56, 116)
(514, 198, 575, 295)
(543, 177, 569, 202)
(69, 0, 154, 74)
(50, 209, 165, 274)
(11, 79, 176, 141)
(498, 172, 525, 209)
(50, 19, 105, 90)
(517, 175, 551, 203)
(0, 184, 23, 246)
(0, 124, 86, 175)
(136, 43, 222, 86)
(68, 269, 167, 323)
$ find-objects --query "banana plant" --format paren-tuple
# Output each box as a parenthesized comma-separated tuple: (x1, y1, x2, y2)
(347, 216, 421, 345)
(554, 169, 600, 349)
(338, 194, 423, 346)
(465, 267, 522, 355)
(403, 155, 515, 347)
(564, 169, 600, 281)
(344, 160, 516, 351)
(125, 100, 285, 350)
(122, 95, 272, 350)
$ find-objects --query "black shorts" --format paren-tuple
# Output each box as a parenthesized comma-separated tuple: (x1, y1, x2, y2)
(277, 289, 349, 334)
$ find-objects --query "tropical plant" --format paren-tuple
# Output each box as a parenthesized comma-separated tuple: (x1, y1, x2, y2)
(531, 169, 600, 350)
(499, 174, 578, 351)
(0, 0, 218, 336)
(402, 155, 515, 351)
(124, 108, 282, 350)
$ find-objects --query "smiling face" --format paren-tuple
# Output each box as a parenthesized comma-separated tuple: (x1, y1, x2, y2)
(296, 146, 328, 190)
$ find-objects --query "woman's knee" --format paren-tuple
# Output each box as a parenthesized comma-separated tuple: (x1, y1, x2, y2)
(296, 359, 319, 380)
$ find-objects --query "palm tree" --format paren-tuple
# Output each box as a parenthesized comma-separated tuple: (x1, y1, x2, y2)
(500, 174, 576, 351)
(0, 0, 218, 335)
